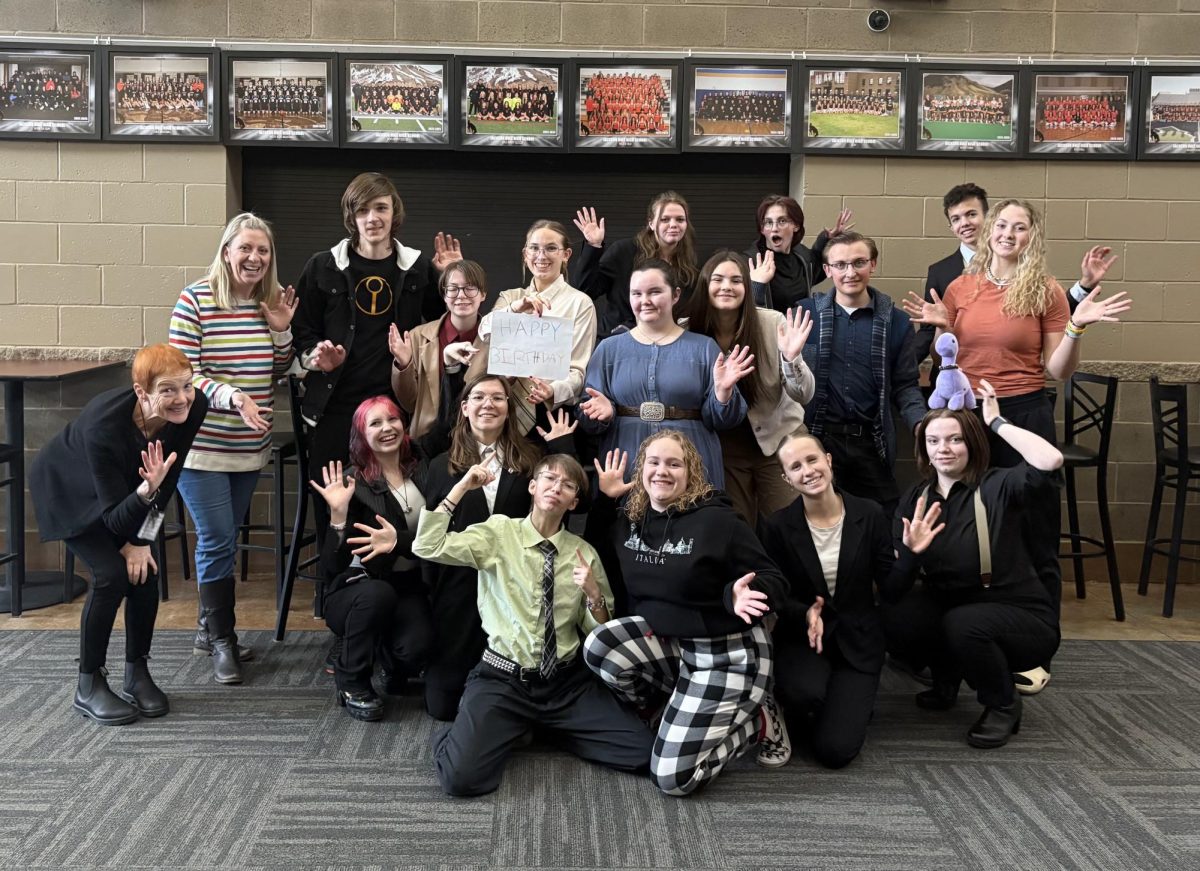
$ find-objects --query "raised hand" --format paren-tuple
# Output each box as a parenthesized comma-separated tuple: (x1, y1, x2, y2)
(806, 595, 825, 653)
(232, 391, 270, 434)
(138, 440, 177, 495)
(579, 387, 614, 423)
(347, 514, 398, 562)
(432, 232, 463, 272)
(388, 323, 414, 369)
(120, 543, 158, 585)
(750, 250, 776, 285)
(260, 285, 298, 332)
(443, 341, 480, 369)
(593, 449, 633, 499)
(573, 207, 605, 248)
(976, 378, 1001, 427)
(461, 463, 496, 491)
(310, 460, 355, 514)
(510, 295, 551, 317)
(732, 572, 769, 624)
(777, 307, 813, 363)
(902, 494, 945, 555)
(310, 340, 347, 372)
(901, 289, 949, 328)
(1071, 286, 1132, 328)
(713, 344, 755, 402)
(828, 208, 855, 236)
(536, 407, 578, 442)
(572, 547, 600, 602)
(1080, 245, 1118, 288)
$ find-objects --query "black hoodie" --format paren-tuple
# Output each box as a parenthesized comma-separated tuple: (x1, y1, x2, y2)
(607, 492, 788, 638)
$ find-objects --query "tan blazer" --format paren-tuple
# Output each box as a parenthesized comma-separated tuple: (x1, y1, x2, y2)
(748, 308, 815, 456)
(391, 314, 487, 439)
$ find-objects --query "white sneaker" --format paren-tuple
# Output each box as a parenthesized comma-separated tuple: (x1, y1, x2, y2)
(1014, 666, 1051, 696)
(755, 693, 792, 768)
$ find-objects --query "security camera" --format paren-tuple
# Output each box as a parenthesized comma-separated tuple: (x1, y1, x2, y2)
(868, 9, 891, 32)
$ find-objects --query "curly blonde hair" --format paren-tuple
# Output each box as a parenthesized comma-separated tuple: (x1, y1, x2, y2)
(965, 198, 1053, 318)
(624, 429, 715, 523)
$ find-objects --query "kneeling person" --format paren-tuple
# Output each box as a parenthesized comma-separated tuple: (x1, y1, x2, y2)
(413, 454, 653, 797)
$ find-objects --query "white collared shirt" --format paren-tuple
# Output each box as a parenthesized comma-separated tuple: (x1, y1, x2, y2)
(477, 440, 504, 514)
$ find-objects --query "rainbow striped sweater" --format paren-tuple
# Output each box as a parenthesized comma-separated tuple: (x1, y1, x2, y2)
(169, 280, 294, 472)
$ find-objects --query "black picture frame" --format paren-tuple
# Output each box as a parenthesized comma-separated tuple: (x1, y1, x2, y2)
(223, 50, 338, 146)
(682, 59, 796, 153)
(339, 53, 452, 149)
(101, 46, 219, 143)
(0, 43, 99, 140)
(454, 57, 567, 152)
(1136, 67, 1200, 160)
(1023, 66, 1137, 159)
(802, 63, 908, 154)
(569, 59, 681, 152)
(911, 65, 1021, 157)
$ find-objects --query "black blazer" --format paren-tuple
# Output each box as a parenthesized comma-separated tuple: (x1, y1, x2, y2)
(914, 249, 966, 370)
(761, 492, 914, 675)
(31, 386, 208, 544)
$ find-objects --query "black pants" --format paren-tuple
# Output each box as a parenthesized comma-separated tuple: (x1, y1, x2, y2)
(424, 566, 488, 721)
(433, 657, 653, 797)
(822, 428, 899, 516)
(773, 632, 880, 769)
(66, 525, 160, 673)
(322, 573, 434, 694)
(306, 410, 354, 546)
(882, 586, 1059, 708)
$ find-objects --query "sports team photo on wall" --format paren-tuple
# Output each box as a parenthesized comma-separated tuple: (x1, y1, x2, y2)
(0, 44, 98, 140)
(684, 61, 793, 152)
(457, 59, 565, 150)
(103, 47, 218, 142)
(1026, 69, 1135, 158)
(341, 55, 450, 148)
(1139, 69, 1200, 159)
(915, 68, 1018, 155)
(804, 65, 906, 153)
(224, 52, 336, 145)
(573, 61, 679, 151)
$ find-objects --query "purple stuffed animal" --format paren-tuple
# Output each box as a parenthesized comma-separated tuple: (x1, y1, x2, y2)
(929, 332, 976, 411)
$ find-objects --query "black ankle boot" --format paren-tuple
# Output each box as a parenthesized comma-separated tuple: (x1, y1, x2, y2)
(916, 680, 960, 711)
(199, 578, 243, 685)
(119, 657, 169, 718)
(336, 688, 384, 722)
(74, 670, 139, 725)
(194, 605, 255, 661)
(967, 694, 1023, 749)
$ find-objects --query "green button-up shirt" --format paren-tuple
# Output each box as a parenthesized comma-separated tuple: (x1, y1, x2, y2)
(412, 509, 613, 669)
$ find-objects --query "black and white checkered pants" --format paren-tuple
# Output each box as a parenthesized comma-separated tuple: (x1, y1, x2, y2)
(583, 615, 772, 796)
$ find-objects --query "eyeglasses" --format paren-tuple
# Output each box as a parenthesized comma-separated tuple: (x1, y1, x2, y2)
(536, 471, 579, 494)
(524, 244, 564, 256)
(827, 259, 872, 272)
(761, 218, 794, 230)
(466, 392, 507, 406)
(444, 284, 482, 298)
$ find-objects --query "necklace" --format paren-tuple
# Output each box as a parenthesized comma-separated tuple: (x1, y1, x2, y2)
(985, 263, 1013, 287)
(386, 473, 411, 513)
(632, 325, 677, 346)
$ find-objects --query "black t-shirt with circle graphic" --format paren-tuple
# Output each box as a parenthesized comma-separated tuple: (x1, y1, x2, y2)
(327, 247, 402, 414)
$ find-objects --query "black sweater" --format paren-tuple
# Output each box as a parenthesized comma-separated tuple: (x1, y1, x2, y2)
(606, 492, 788, 637)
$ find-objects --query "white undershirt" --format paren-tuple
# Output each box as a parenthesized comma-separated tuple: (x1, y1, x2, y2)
(807, 511, 845, 597)
(477, 441, 504, 514)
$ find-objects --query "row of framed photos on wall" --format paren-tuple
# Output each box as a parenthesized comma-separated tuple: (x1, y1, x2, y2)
(2, 42, 1199, 160)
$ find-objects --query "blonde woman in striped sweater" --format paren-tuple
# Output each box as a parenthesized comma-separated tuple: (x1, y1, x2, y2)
(169, 213, 296, 685)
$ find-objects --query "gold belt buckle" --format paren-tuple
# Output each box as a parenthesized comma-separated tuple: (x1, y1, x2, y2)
(639, 401, 665, 422)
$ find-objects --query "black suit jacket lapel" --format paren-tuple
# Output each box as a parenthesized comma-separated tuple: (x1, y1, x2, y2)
(789, 504, 831, 601)
(833, 506, 866, 605)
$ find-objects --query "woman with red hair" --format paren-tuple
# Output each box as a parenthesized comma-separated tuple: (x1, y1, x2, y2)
(310, 395, 432, 722)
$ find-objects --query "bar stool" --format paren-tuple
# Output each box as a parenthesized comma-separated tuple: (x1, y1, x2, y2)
(153, 495, 190, 602)
(0, 441, 19, 596)
(235, 428, 297, 593)
(275, 374, 323, 641)
(1139, 377, 1200, 617)
(1058, 373, 1124, 621)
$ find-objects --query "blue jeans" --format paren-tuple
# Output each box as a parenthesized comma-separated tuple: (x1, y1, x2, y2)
(177, 468, 261, 585)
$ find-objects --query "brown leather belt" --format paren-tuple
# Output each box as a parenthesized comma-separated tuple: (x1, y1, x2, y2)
(616, 402, 702, 422)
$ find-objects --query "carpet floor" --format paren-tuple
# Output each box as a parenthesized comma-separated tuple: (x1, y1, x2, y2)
(0, 631, 1196, 870)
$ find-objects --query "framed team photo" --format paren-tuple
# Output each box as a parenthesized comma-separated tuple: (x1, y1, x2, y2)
(571, 61, 680, 151)
(341, 54, 451, 148)
(456, 58, 565, 151)
(224, 51, 337, 146)
(803, 65, 907, 154)
(914, 67, 1019, 156)
(102, 47, 218, 142)
(683, 60, 794, 152)
(1138, 69, 1200, 160)
(0, 44, 99, 140)
(1025, 68, 1135, 158)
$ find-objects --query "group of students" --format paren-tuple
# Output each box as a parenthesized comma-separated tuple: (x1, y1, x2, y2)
(0, 68, 85, 117)
(32, 173, 1132, 800)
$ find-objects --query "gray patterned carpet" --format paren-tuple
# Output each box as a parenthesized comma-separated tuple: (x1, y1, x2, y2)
(0, 631, 1197, 870)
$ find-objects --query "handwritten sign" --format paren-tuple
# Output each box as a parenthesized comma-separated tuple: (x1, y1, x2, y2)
(487, 311, 573, 381)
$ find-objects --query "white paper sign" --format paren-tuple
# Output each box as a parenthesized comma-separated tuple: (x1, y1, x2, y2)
(487, 311, 573, 381)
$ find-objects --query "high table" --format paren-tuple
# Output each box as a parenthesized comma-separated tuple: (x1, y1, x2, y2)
(1, 358, 127, 615)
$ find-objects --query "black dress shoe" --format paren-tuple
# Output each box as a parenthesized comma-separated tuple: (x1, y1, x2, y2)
(74, 670, 139, 726)
(337, 688, 384, 722)
(323, 637, 342, 676)
(967, 695, 1023, 749)
(118, 657, 169, 718)
(916, 681, 960, 711)
(378, 668, 407, 696)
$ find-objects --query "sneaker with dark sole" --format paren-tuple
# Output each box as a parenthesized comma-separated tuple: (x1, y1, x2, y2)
(1014, 666, 1050, 695)
(755, 693, 792, 768)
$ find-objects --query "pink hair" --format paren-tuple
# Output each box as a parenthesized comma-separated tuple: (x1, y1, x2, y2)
(348, 396, 414, 485)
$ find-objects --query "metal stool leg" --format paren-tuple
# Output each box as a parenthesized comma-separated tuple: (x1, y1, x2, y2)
(1163, 474, 1190, 618)
(1064, 467, 1085, 599)
(1095, 463, 1123, 621)
(1139, 472, 1165, 596)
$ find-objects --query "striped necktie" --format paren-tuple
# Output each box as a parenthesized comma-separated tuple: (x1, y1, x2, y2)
(536, 540, 557, 679)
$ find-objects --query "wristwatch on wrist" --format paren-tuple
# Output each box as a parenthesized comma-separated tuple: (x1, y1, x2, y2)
(989, 415, 1011, 434)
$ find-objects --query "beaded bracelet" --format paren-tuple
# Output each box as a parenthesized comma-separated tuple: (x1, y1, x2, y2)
(1065, 319, 1088, 340)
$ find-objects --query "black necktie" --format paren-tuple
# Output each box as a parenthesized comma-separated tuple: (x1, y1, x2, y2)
(537, 540, 557, 679)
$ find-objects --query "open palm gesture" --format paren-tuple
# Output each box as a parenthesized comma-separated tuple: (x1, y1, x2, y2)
(777, 307, 812, 363)
(713, 344, 755, 403)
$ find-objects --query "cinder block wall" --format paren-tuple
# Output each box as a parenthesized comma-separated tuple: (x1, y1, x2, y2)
(2, 0, 1199, 585)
